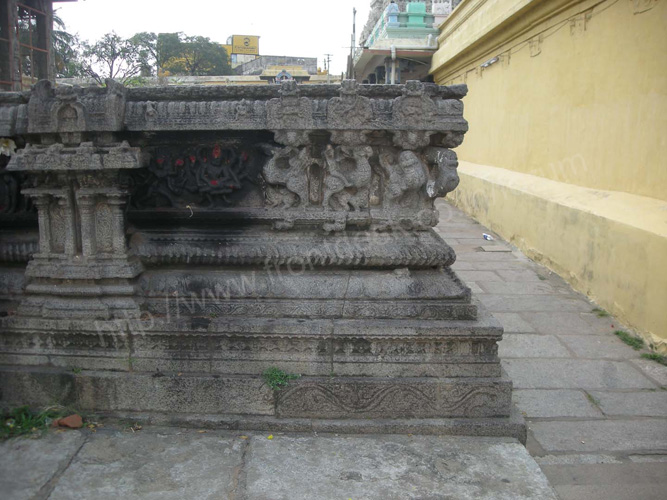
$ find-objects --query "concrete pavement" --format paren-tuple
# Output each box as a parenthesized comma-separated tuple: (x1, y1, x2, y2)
(436, 200, 667, 500)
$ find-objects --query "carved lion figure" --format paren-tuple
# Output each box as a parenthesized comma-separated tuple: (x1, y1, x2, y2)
(322, 145, 373, 211)
(261, 145, 311, 209)
(380, 150, 428, 207)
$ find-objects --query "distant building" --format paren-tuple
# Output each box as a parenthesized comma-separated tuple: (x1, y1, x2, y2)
(233, 55, 339, 85)
(0, 0, 75, 91)
(223, 35, 260, 69)
(353, 1, 440, 84)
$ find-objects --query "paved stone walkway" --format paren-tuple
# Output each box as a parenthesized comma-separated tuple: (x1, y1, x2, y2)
(1, 201, 666, 500)
(435, 200, 667, 500)
(0, 430, 556, 500)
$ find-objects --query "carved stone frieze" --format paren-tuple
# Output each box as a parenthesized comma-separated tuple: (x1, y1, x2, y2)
(276, 377, 511, 419)
(131, 144, 260, 209)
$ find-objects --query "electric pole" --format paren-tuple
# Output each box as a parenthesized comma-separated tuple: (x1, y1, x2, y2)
(348, 7, 357, 80)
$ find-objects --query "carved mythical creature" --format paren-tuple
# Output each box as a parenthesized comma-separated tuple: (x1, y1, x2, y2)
(198, 145, 247, 207)
(322, 145, 373, 211)
(424, 147, 459, 198)
(261, 145, 311, 208)
(379, 150, 428, 207)
(132, 144, 248, 209)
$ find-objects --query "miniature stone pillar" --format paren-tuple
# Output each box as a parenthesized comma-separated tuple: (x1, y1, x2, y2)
(30, 192, 52, 255)
(75, 192, 97, 257)
(107, 191, 129, 255)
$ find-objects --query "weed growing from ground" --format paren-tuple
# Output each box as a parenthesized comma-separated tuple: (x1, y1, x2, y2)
(614, 330, 644, 350)
(592, 307, 610, 318)
(1, 406, 65, 439)
(262, 367, 300, 390)
(641, 353, 667, 366)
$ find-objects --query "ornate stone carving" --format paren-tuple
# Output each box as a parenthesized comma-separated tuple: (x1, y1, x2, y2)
(267, 81, 314, 130)
(425, 147, 460, 198)
(262, 145, 311, 209)
(132, 144, 254, 209)
(0, 79, 523, 440)
(27, 79, 126, 135)
(327, 80, 373, 131)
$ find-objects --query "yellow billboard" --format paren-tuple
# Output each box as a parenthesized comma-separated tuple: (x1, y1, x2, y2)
(232, 35, 259, 55)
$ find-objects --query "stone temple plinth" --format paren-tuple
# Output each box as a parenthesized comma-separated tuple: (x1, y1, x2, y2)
(0, 80, 524, 440)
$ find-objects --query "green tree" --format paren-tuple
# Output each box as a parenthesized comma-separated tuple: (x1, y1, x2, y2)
(80, 32, 143, 84)
(129, 32, 158, 76)
(162, 35, 231, 76)
(52, 13, 83, 78)
(156, 33, 183, 73)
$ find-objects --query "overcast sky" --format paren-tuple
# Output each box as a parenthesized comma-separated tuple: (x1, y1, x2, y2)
(55, 0, 372, 75)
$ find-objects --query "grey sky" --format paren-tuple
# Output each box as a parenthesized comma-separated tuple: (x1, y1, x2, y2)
(55, 0, 371, 75)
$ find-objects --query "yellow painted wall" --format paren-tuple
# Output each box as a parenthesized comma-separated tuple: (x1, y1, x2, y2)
(452, 162, 667, 352)
(431, 0, 667, 346)
(432, 0, 667, 201)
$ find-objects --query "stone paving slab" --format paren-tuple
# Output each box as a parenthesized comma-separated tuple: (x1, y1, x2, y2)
(49, 430, 245, 500)
(499, 334, 571, 358)
(557, 335, 640, 359)
(481, 245, 512, 252)
(589, 391, 667, 417)
(494, 270, 547, 282)
(479, 294, 592, 313)
(0, 430, 557, 500)
(502, 359, 658, 389)
(455, 270, 504, 282)
(477, 281, 556, 295)
(491, 313, 536, 333)
(552, 482, 667, 500)
(0, 430, 85, 500)
(529, 420, 667, 453)
(629, 358, 667, 386)
(436, 200, 667, 499)
(245, 434, 557, 500)
(521, 311, 614, 335)
(513, 390, 602, 418)
(541, 463, 667, 500)
(455, 252, 527, 262)
(452, 260, 530, 270)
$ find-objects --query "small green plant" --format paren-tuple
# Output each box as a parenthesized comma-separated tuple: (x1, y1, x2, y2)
(262, 367, 300, 391)
(585, 392, 600, 407)
(614, 330, 644, 350)
(1, 406, 66, 440)
(592, 307, 610, 318)
(641, 352, 667, 366)
(71, 367, 82, 374)
(537, 274, 547, 281)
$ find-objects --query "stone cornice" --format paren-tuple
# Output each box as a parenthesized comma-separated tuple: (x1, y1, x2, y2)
(431, 0, 604, 80)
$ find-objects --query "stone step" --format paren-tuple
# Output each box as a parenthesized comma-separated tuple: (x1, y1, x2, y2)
(0, 366, 523, 442)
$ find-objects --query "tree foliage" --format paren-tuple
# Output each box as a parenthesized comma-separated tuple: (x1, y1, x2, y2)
(48, 23, 232, 85)
(160, 35, 231, 76)
(52, 14, 83, 78)
(79, 32, 146, 85)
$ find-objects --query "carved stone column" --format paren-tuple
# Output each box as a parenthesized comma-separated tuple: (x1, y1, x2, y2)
(8, 142, 146, 319)
(29, 192, 52, 255)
